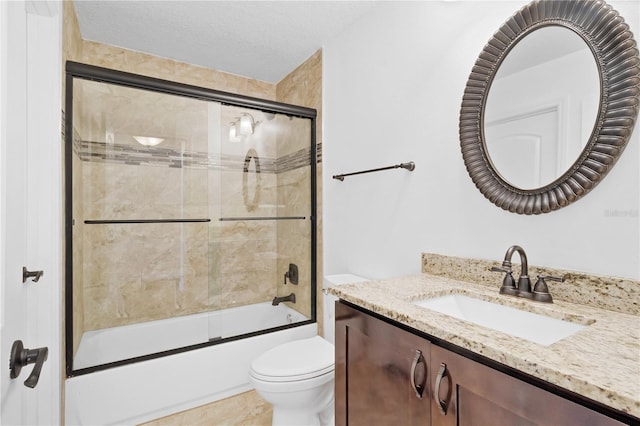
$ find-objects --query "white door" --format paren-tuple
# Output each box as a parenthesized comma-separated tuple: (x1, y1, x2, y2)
(0, 1, 61, 424)
(484, 107, 560, 189)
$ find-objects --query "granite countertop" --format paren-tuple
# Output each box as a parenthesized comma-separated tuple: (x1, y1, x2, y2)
(329, 273, 640, 418)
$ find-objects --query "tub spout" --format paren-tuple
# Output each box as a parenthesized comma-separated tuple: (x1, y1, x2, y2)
(272, 293, 296, 306)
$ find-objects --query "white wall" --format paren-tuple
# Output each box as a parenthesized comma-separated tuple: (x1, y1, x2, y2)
(323, 0, 640, 280)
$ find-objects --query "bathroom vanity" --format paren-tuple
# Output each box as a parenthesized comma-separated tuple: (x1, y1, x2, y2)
(331, 274, 639, 425)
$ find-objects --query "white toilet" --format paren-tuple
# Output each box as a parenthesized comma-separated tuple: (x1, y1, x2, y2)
(249, 274, 368, 426)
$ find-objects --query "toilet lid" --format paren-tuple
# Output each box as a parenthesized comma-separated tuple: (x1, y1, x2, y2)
(250, 336, 334, 382)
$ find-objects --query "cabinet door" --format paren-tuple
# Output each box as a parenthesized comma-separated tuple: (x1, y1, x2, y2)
(430, 345, 625, 426)
(335, 302, 431, 426)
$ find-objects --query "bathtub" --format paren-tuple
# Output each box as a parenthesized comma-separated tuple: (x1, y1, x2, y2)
(74, 302, 309, 369)
(65, 302, 316, 425)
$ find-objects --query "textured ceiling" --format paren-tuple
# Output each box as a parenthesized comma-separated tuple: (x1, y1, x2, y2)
(74, 1, 378, 84)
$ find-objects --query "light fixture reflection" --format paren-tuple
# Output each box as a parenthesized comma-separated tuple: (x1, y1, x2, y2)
(229, 122, 241, 143)
(133, 136, 164, 146)
(239, 113, 255, 135)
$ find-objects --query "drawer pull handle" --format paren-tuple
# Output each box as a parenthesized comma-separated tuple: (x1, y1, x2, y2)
(410, 349, 424, 399)
(434, 362, 448, 415)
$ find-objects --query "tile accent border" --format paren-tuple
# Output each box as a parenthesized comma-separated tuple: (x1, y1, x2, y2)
(422, 253, 639, 315)
(73, 136, 322, 173)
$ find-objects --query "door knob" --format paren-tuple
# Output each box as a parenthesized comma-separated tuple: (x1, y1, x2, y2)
(22, 267, 44, 283)
(9, 340, 48, 388)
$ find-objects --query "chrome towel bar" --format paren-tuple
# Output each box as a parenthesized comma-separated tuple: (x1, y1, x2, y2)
(333, 161, 415, 181)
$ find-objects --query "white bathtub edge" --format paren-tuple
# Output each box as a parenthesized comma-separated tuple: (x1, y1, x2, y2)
(65, 323, 317, 425)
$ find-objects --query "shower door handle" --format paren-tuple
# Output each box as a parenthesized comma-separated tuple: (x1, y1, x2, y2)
(9, 340, 49, 388)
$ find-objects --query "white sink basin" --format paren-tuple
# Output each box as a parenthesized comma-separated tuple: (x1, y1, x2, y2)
(414, 294, 588, 346)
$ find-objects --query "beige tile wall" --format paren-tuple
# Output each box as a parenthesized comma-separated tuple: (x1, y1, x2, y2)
(73, 90, 316, 333)
(75, 80, 214, 330)
(74, 92, 316, 331)
(79, 41, 275, 101)
(276, 50, 323, 333)
(276, 166, 313, 318)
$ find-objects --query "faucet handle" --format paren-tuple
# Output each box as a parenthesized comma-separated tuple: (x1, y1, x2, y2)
(490, 266, 519, 296)
(531, 275, 563, 303)
(538, 274, 564, 283)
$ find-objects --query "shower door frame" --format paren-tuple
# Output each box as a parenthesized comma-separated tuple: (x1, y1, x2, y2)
(64, 61, 318, 377)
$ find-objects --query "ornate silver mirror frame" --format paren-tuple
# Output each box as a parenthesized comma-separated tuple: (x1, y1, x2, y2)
(460, 0, 640, 214)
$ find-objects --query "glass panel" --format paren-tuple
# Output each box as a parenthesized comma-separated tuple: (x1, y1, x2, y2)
(210, 106, 311, 340)
(69, 73, 314, 373)
(71, 79, 217, 369)
(276, 115, 312, 321)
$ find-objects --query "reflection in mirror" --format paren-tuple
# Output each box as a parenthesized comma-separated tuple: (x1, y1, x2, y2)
(484, 26, 600, 189)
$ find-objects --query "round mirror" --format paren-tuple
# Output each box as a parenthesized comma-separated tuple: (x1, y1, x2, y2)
(484, 26, 600, 190)
(460, 0, 639, 214)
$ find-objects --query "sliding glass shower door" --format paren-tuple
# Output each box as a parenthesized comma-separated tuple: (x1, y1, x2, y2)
(66, 63, 316, 375)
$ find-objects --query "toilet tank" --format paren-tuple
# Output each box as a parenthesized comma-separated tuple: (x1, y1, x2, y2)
(322, 274, 368, 344)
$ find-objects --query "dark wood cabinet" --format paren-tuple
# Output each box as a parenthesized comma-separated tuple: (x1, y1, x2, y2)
(336, 302, 627, 426)
(430, 345, 624, 426)
(335, 301, 431, 426)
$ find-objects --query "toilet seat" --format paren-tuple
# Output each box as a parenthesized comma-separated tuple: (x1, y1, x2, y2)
(250, 336, 334, 382)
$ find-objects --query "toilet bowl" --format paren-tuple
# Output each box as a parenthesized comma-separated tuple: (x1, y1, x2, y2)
(249, 336, 335, 426)
(250, 274, 368, 426)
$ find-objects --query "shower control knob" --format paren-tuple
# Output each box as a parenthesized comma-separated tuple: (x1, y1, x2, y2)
(284, 263, 299, 285)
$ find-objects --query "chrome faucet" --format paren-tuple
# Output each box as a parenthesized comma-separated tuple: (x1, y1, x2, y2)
(490, 245, 563, 303)
(272, 293, 296, 306)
